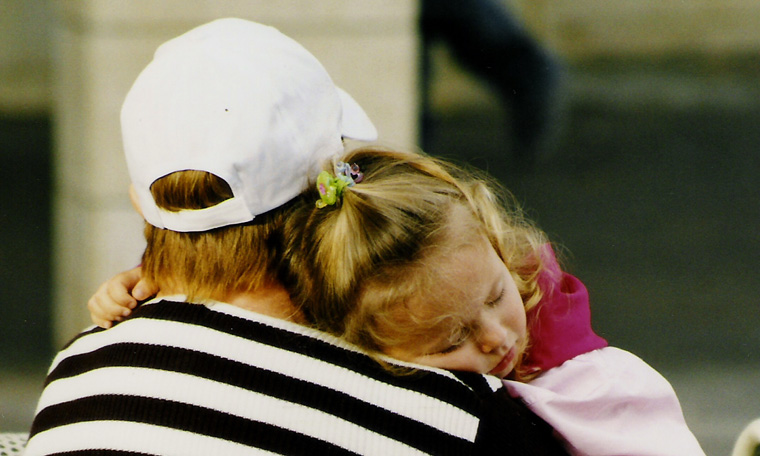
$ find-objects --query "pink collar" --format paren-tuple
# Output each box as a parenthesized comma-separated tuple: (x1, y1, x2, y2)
(522, 246, 608, 372)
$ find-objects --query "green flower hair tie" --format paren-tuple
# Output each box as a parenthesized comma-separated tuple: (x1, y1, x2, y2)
(315, 162, 363, 208)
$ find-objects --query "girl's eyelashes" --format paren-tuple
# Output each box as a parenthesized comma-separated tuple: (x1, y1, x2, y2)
(436, 341, 464, 355)
(431, 327, 470, 355)
(485, 288, 505, 308)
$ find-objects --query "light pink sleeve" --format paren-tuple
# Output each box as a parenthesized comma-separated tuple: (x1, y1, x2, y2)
(505, 347, 706, 456)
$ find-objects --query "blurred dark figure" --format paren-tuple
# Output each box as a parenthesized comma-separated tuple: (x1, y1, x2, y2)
(420, 0, 563, 168)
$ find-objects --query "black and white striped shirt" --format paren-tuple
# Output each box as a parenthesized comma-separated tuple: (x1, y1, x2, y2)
(27, 298, 564, 455)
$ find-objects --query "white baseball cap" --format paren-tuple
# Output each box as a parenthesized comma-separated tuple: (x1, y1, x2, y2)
(121, 18, 377, 232)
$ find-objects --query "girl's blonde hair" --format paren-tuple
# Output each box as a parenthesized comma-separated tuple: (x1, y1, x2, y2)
(142, 170, 288, 301)
(282, 147, 547, 377)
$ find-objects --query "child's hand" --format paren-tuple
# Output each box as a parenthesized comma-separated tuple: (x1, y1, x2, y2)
(87, 267, 157, 328)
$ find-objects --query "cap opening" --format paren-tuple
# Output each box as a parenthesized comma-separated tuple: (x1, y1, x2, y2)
(150, 170, 233, 212)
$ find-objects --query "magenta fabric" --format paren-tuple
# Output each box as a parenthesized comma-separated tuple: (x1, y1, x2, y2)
(522, 246, 608, 372)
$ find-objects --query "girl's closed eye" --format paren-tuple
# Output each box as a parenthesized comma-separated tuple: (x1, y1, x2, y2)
(431, 326, 471, 355)
(433, 288, 505, 355)
(485, 288, 505, 307)
(436, 340, 465, 355)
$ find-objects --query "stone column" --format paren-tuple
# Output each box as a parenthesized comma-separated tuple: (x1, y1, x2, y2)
(52, 0, 419, 345)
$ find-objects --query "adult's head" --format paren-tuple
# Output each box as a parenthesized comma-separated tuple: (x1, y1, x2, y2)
(120, 18, 376, 301)
(283, 147, 548, 377)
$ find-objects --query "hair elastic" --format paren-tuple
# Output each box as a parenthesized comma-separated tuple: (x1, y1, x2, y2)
(315, 162, 363, 208)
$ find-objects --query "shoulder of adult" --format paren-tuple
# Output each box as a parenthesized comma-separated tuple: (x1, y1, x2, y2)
(475, 387, 569, 455)
(29, 299, 567, 455)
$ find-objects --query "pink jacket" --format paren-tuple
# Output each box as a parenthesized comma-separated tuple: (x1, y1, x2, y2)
(512, 246, 705, 455)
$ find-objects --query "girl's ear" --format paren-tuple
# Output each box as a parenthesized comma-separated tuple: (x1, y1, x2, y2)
(129, 184, 144, 218)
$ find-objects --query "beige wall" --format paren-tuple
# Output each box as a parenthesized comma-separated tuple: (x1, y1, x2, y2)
(6, 0, 760, 112)
(513, 0, 760, 59)
(0, 0, 52, 115)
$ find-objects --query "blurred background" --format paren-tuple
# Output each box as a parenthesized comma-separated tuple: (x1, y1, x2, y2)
(1, 1, 759, 454)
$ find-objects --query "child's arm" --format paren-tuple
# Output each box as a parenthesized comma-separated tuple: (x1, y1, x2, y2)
(88, 266, 156, 328)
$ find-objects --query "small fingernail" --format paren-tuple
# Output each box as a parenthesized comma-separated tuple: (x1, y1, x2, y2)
(133, 288, 148, 300)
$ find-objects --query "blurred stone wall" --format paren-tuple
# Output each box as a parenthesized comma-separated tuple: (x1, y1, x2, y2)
(0, 0, 51, 115)
(513, 0, 760, 59)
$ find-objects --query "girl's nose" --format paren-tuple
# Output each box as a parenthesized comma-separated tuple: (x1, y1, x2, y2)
(477, 321, 508, 353)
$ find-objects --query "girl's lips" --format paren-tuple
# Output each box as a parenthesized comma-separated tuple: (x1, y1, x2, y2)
(489, 347, 516, 376)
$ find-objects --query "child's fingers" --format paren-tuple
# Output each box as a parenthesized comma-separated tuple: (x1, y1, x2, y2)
(107, 267, 144, 307)
(88, 286, 132, 327)
(87, 267, 155, 329)
(105, 279, 138, 310)
(92, 290, 134, 317)
(88, 295, 118, 328)
(132, 277, 158, 301)
(87, 267, 144, 328)
(90, 313, 113, 329)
